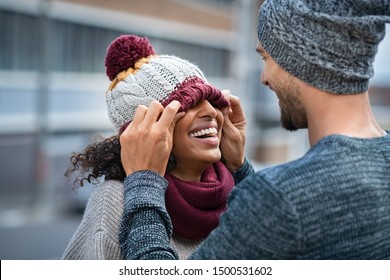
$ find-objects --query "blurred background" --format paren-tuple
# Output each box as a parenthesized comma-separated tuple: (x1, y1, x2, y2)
(0, 0, 389, 259)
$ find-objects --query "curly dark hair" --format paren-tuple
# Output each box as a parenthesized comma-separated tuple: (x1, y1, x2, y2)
(64, 135, 126, 188)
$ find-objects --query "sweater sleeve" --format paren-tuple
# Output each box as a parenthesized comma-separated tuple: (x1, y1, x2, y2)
(120, 165, 301, 259)
(119, 170, 179, 260)
(119, 159, 254, 260)
(231, 157, 255, 184)
(188, 172, 301, 259)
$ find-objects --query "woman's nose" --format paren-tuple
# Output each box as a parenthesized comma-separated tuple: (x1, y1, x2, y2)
(198, 100, 217, 118)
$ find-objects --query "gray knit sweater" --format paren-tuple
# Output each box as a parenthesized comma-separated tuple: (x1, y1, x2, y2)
(62, 180, 201, 260)
(120, 133, 390, 259)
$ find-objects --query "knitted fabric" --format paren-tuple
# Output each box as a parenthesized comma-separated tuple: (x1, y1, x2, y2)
(118, 77, 230, 135)
(105, 35, 155, 81)
(105, 35, 229, 131)
(164, 161, 235, 239)
(62, 180, 124, 260)
(120, 134, 390, 259)
(120, 158, 254, 260)
(257, 0, 390, 94)
(62, 180, 201, 260)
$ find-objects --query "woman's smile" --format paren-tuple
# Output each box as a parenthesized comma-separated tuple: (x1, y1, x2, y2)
(189, 125, 220, 147)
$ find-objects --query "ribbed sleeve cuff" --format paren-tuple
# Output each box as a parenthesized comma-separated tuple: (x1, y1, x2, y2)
(124, 170, 168, 195)
(231, 158, 255, 184)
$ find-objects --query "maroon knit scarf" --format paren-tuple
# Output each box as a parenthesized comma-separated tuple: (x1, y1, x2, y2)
(164, 161, 235, 240)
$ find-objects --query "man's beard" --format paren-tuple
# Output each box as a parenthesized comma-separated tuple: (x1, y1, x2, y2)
(279, 94, 307, 132)
(280, 108, 299, 131)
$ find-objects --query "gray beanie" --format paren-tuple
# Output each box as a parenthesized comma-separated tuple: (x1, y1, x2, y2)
(258, 0, 390, 94)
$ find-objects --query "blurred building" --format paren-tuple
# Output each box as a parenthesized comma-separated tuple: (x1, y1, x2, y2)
(0, 0, 260, 208)
(0, 0, 262, 259)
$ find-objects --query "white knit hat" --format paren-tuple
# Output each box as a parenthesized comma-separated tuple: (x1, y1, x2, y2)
(105, 35, 229, 131)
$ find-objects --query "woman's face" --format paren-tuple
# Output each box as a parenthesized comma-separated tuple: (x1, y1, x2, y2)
(170, 99, 225, 180)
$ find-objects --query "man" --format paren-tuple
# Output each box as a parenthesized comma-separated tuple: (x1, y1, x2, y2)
(119, 0, 390, 259)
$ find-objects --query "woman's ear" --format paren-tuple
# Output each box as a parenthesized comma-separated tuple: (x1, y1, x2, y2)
(167, 153, 177, 171)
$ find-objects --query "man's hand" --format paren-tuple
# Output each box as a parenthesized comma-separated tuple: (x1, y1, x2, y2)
(120, 100, 184, 177)
(220, 90, 246, 172)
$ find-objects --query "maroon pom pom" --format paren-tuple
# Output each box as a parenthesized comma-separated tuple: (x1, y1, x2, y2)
(105, 35, 156, 81)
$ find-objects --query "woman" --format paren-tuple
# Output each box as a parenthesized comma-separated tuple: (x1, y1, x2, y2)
(62, 35, 251, 259)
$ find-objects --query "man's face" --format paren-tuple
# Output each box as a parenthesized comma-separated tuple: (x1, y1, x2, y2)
(256, 43, 307, 131)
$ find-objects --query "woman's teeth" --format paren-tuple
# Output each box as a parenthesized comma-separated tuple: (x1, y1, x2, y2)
(190, 127, 218, 138)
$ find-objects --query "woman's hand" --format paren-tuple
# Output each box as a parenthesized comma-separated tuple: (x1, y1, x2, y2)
(220, 90, 247, 172)
(120, 100, 184, 177)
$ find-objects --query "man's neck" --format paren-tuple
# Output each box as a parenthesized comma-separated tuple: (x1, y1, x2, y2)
(305, 90, 383, 147)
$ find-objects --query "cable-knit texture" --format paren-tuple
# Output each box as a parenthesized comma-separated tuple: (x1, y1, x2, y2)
(120, 134, 390, 259)
(106, 54, 214, 130)
(104, 35, 229, 131)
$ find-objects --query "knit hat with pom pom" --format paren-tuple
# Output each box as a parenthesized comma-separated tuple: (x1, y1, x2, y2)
(105, 35, 229, 131)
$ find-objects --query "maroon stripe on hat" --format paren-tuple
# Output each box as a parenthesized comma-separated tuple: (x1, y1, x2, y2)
(161, 77, 230, 111)
(118, 77, 229, 135)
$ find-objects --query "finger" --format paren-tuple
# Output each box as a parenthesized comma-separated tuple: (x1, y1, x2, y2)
(222, 114, 236, 134)
(221, 89, 232, 98)
(221, 89, 232, 112)
(144, 100, 164, 124)
(130, 104, 148, 126)
(227, 94, 245, 119)
(221, 89, 241, 115)
(221, 89, 236, 106)
(173, 111, 185, 124)
(158, 100, 181, 129)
